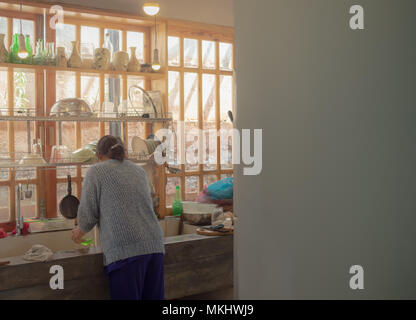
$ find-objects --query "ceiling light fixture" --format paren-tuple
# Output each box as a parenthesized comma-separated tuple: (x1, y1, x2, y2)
(143, 2, 162, 71)
(17, 4, 28, 59)
(143, 2, 160, 16)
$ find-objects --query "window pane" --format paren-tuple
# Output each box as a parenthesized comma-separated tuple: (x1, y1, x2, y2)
(55, 23, 76, 57)
(202, 74, 217, 170)
(184, 72, 199, 171)
(0, 122, 9, 180)
(0, 68, 9, 172)
(56, 71, 76, 100)
(13, 19, 34, 48)
(81, 74, 100, 147)
(14, 121, 36, 179)
(57, 165, 76, 179)
(204, 174, 218, 188)
(168, 71, 180, 121)
(166, 177, 180, 206)
(0, 17, 7, 47)
(104, 75, 123, 112)
(127, 31, 144, 64)
(0, 186, 9, 222)
(55, 71, 77, 162)
(127, 76, 145, 148)
(104, 29, 123, 52)
(18, 184, 37, 219)
(104, 75, 123, 137)
(14, 70, 35, 115)
(185, 176, 199, 201)
(221, 173, 233, 180)
(220, 75, 233, 169)
(81, 26, 99, 60)
(220, 42, 233, 71)
(168, 36, 180, 67)
(184, 38, 198, 68)
(202, 40, 216, 69)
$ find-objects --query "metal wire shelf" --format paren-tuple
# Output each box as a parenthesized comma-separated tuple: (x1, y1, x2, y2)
(0, 109, 172, 123)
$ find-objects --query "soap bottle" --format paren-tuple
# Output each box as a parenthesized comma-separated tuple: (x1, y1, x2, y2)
(172, 185, 183, 217)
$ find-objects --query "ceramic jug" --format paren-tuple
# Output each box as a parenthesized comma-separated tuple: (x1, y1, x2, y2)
(68, 41, 82, 68)
(56, 47, 67, 67)
(92, 47, 110, 70)
(127, 47, 140, 72)
(113, 51, 129, 71)
(0, 34, 8, 63)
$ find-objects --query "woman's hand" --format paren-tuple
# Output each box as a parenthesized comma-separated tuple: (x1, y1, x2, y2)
(72, 227, 85, 244)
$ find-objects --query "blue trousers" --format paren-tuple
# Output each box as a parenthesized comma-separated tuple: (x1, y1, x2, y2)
(105, 253, 165, 300)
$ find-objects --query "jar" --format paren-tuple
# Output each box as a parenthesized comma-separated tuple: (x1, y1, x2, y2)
(113, 51, 129, 71)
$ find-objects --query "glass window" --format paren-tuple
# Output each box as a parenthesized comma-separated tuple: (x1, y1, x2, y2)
(127, 76, 145, 147)
(184, 72, 199, 172)
(185, 176, 199, 201)
(166, 177, 181, 206)
(81, 74, 100, 147)
(220, 75, 233, 169)
(220, 42, 233, 71)
(204, 174, 218, 188)
(0, 17, 8, 47)
(168, 71, 180, 121)
(202, 40, 216, 69)
(13, 19, 34, 48)
(18, 184, 37, 219)
(104, 29, 123, 52)
(184, 38, 198, 68)
(0, 68, 9, 171)
(0, 186, 9, 222)
(168, 36, 180, 66)
(55, 23, 76, 57)
(127, 31, 144, 63)
(81, 26, 99, 61)
(202, 74, 217, 170)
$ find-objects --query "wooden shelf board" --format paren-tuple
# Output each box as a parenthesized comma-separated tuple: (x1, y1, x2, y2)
(0, 62, 166, 79)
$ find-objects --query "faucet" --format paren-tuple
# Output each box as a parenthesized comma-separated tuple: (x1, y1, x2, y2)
(16, 184, 24, 236)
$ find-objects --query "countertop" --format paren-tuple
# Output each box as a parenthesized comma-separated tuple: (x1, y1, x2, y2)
(0, 234, 233, 300)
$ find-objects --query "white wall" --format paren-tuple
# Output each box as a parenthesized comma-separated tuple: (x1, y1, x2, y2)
(43, 0, 234, 26)
(235, 0, 416, 299)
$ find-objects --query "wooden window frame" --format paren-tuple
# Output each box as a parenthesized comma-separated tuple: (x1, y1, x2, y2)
(165, 31, 234, 206)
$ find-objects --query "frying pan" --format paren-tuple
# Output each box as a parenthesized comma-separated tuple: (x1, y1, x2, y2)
(59, 175, 80, 219)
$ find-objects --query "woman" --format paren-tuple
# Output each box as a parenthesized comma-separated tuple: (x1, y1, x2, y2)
(72, 135, 165, 300)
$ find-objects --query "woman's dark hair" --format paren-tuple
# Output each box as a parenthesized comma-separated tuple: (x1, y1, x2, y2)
(97, 135, 126, 161)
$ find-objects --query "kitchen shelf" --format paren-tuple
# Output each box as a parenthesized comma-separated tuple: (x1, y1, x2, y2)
(0, 158, 151, 170)
(0, 114, 172, 123)
(0, 62, 166, 80)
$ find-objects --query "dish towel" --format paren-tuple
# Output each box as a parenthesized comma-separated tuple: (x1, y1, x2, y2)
(22, 245, 53, 262)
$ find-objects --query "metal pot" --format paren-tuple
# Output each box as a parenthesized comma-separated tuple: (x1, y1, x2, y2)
(181, 212, 212, 226)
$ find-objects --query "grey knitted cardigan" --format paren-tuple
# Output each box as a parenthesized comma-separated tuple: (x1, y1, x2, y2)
(77, 159, 165, 266)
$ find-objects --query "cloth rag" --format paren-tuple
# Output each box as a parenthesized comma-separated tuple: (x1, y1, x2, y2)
(22, 245, 53, 262)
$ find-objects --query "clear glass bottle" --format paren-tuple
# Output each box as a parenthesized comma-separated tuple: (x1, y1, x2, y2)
(46, 42, 55, 65)
(33, 39, 46, 65)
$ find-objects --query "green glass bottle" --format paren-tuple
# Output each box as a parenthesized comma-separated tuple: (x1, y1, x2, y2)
(172, 186, 183, 217)
(9, 34, 19, 63)
(23, 35, 33, 64)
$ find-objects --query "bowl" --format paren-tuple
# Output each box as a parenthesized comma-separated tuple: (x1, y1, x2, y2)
(50, 98, 93, 117)
(181, 212, 212, 226)
(181, 202, 218, 226)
